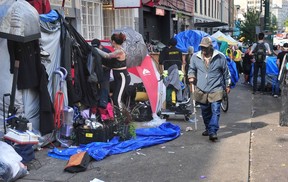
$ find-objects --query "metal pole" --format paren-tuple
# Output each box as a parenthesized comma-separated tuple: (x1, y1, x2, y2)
(264, 0, 270, 31)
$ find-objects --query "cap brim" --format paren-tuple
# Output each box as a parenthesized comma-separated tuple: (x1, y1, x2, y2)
(200, 44, 210, 47)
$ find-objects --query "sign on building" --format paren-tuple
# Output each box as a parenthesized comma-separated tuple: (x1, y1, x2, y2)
(113, 0, 141, 9)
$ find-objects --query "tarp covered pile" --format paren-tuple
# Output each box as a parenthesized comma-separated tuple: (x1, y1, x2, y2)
(48, 122, 180, 161)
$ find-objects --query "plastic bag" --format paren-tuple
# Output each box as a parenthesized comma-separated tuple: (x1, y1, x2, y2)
(0, 141, 28, 181)
(0, 0, 41, 42)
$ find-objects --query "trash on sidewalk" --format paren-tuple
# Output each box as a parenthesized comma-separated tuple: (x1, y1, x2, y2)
(185, 126, 193, 132)
(90, 178, 105, 182)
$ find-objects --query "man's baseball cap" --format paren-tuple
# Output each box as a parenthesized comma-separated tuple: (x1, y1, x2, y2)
(91, 39, 101, 47)
(199, 37, 212, 47)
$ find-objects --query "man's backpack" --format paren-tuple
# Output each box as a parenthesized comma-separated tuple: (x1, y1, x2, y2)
(254, 43, 267, 62)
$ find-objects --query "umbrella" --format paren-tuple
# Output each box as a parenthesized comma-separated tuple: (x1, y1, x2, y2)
(113, 27, 148, 68)
(0, 0, 41, 43)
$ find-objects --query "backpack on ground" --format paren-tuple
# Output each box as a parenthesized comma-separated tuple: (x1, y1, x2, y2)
(254, 43, 267, 62)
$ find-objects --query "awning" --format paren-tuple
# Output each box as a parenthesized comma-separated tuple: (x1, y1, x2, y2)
(194, 21, 228, 28)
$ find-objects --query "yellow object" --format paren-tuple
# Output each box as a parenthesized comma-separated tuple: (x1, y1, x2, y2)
(226, 48, 233, 59)
(239, 37, 245, 42)
(163, 70, 184, 81)
(135, 92, 149, 101)
(234, 50, 242, 62)
(172, 90, 176, 104)
(85, 133, 93, 138)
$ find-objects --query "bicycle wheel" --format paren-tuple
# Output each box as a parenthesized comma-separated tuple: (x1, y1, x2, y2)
(221, 91, 229, 112)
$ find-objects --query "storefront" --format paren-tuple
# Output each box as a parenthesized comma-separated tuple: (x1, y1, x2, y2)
(139, 4, 192, 46)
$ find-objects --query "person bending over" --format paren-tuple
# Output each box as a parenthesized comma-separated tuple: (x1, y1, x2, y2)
(96, 33, 131, 109)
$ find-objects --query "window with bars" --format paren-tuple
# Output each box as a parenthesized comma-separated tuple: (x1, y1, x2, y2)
(81, 0, 103, 40)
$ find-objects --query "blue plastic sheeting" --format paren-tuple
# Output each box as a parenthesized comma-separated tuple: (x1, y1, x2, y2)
(48, 122, 181, 161)
(266, 56, 278, 75)
(226, 57, 239, 87)
(40, 10, 59, 22)
(175, 30, 219, 53)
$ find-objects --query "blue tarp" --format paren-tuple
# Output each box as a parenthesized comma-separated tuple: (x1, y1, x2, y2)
(48, 122, 181, 161)
(174, 30, 219, 53)
(226, 57, 239, 87)
(39, 10, 59, 23)
(266, 56, 278, 75)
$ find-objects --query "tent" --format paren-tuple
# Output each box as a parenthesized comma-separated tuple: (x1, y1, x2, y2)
(211, 31, 238, 46)
(127, 56, 166, 126)
(174, 30, 219, 53)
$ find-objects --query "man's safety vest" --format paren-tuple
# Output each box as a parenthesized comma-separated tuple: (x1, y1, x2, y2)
(226, 48, 233, 59)
(233, 50, 242, 62)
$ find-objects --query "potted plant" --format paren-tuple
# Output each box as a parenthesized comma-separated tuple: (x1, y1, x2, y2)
(113, 106, 136, 141)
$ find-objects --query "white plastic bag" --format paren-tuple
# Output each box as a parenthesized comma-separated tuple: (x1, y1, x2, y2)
(0, 141, 28, 181)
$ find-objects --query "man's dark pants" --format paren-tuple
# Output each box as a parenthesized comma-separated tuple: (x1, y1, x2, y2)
(253, 62, 266, 92)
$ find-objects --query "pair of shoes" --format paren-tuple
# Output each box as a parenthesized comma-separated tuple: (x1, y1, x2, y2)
(202, 130, 209, 136)
(209, 134, 218, 141)
(273, 95, 278, 98)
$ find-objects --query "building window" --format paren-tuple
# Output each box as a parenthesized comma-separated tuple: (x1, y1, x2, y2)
(81, 0, 103, 40)
(204, 0, 207, 15)
(114, 9, 134, 29)
(102, 8, 135, 40)
(195, 0, 197, 13)
(214, 0, 217, 18)
(103, 7, 114, 40)
(200, 0, 203, 14)
(212, 0, 214, 18)
(208, 0, 211, 17)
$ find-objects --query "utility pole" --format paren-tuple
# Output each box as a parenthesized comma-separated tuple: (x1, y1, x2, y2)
(264, 0, 270, 31)
(260, 0, 270, 31)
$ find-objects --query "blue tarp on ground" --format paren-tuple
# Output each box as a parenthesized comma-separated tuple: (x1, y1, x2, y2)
(174, 30, 219, 53)
(48, 122, 181, 161)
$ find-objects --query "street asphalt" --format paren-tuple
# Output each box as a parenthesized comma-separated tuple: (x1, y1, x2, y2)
(17, 77, 288, 182)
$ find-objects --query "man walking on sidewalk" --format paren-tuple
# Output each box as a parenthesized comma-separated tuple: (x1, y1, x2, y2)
(188, 37, 231, 141)
(249, 32, 271, 94)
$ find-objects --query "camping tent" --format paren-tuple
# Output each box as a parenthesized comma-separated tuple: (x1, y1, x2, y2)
(174, 30, 219, 53)
(211, 31, 238, 46)
(128, 56, 165, 122)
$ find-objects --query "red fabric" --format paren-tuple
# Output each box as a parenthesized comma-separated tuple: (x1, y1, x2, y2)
(98, 103, 114, 121)
(90, 107, 97, 114)
(26, 0, 51, 14)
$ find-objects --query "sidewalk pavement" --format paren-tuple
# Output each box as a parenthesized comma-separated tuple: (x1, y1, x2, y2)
(17, 80, 288, 182)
